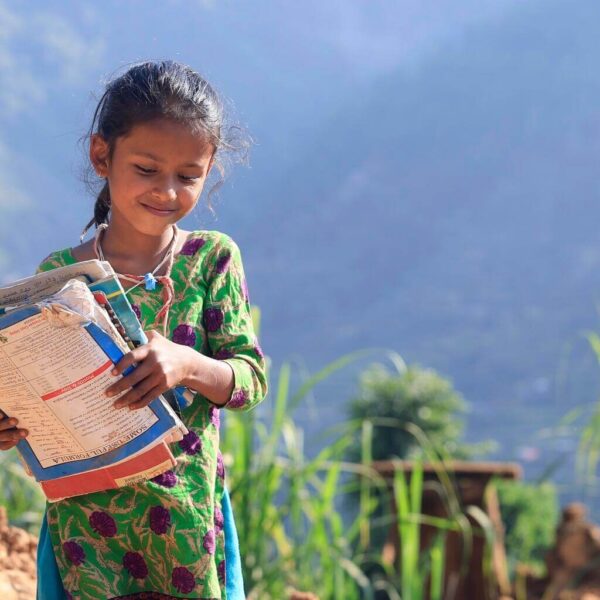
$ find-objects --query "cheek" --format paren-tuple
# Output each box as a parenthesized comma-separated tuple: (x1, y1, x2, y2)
(109, 172, 148, 200)
(181, 185, 204, 208)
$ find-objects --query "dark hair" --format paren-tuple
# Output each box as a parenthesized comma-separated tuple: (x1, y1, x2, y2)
(81, 60, 249, 239)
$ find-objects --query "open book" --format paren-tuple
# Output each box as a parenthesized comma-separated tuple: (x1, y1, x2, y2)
(0, 260, 188, 501)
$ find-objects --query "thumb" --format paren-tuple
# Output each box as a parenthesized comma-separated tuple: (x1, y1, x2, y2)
(146, 330, 161, 341)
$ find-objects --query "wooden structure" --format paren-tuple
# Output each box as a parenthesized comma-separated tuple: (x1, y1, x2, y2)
(373, 460, 522, 600)
(524, 503, 600, 600)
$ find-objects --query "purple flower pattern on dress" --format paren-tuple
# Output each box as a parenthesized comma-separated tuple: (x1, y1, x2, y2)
(131, 304, 141, 320)
(172, 566, 196, 593)
(149, 505, 171, 535)
(123, 551, 148, 579)
(209, 405, 220, 428)
(228, 388, 248, 409)
(203, 307, 224, 332)
(217, 560, 226, 582)
(151, 470, 177, 488)
(215, 252, 231, 274)
(203, 529, 216, 554)
(63, 541, 85, 566)
(172, 324, 196, 347)
(65, 592, 73, 600)
(178, 429, 202, 456)
(38, 233, 269, 599)
(216, 451, 225, 479)
(254, 342, 264, 359)
(180, 237, 206, 256)
(214, 347, 234, 360)
(217, 559, 226, 583)
(214, 505, 224, 535)
(88, 511, 117, 538)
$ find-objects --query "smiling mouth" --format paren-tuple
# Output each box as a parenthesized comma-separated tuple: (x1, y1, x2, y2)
(140, 203, 177, 216)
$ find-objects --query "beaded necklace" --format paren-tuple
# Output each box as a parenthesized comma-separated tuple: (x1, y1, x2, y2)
(93, 223, 178, 336)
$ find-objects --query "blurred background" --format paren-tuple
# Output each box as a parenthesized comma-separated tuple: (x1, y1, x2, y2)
(2, 1, 600, 590)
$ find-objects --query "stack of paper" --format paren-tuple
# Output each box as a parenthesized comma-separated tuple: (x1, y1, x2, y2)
(0, 261, 188, 501)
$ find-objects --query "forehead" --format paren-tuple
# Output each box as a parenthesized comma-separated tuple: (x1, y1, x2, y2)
(115, 118, 215, 163)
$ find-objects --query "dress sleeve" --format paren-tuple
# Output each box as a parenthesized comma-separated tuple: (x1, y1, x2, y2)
(202, 234, 268, 412)
(35, 251, 65, 274)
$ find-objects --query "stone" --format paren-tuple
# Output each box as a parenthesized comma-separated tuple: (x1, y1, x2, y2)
(524, 503, 600, 600)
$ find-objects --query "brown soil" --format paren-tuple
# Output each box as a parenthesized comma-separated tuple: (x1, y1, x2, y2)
(0, 507, 37, 599)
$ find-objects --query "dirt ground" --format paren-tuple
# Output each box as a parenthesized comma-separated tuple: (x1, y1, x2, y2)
(0, 507, 37, 599)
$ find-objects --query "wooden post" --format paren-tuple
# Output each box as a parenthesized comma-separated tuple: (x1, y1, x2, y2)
(373, 460, 521, 600)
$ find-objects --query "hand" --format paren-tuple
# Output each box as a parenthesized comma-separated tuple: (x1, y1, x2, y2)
(0, 411, 28, 451)
(105, 330, 193, 411)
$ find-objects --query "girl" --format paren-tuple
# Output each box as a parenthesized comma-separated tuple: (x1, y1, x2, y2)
(0, 60, 267, 599)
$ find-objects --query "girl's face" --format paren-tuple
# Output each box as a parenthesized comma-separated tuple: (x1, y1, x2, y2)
(90, 118, 215, 237)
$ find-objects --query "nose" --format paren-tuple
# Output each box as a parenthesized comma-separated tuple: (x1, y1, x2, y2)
(152, 174, 178, 203)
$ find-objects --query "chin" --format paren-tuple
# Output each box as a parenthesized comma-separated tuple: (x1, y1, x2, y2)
(130, 218, 178, 238)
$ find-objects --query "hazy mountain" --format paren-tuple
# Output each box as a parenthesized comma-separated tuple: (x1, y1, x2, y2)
(228, 0, 600, 476)
(1, 1, 599, 496)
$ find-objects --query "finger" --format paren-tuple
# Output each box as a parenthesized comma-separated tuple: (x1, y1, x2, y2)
(0, 417, 19, 431)
(0, 428, 27, 443)
(106, 361, 155, 398)
(111, 345, 151, 377)
(0, 441, 18, 451)
(113, 374, 161, 409)
(128, 385, 164, 410)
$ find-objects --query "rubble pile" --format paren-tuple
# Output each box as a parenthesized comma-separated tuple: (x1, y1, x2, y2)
(0, 507, 37, 599)
(526, 503, 600, 600)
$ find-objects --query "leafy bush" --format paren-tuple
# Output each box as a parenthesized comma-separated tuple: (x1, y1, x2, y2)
(495, 479, 558, 575)
(348, 363, 489, 461)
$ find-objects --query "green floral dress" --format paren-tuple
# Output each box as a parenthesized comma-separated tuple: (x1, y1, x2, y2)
(36, 230, 267, 600)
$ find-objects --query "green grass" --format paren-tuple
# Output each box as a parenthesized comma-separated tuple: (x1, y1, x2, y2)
(222, 355, 498, 599)
(0, 449, 45, 533)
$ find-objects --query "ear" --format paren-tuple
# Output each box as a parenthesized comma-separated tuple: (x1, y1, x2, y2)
(90, 134, 111, 178)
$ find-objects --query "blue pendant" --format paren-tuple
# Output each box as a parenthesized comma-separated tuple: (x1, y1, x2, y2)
(144, 272, 157, 291)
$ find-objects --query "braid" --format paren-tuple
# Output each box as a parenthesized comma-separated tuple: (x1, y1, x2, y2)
(94, 183, 111, 225)
(80, 183, 111, 243)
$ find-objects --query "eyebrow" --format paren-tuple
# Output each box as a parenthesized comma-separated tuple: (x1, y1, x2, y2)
(131, 151, 204, 168)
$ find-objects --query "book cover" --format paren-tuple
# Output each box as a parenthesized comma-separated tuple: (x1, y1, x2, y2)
(0, 290, 185, 488)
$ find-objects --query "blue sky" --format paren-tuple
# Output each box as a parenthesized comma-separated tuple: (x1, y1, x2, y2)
(0, 0, 525, 282)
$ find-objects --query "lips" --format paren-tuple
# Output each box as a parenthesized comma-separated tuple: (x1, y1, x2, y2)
(140, 203, 177, 217)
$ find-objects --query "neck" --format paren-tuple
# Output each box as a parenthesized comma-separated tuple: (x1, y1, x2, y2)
(99, 219, 177, 262)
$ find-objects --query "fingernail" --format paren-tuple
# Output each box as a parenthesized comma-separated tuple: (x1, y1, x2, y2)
(106, 390, 113, 397)
(9, 419, 17, 426)
(111, 368, 118, 376)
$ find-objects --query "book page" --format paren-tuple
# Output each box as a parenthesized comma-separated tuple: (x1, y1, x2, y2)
(0, 260, 114, 308)
(0, 311, 158, 468)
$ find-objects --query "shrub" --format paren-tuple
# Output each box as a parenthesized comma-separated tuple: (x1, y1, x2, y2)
(348, 363, 489, 461)
(495, 479, 558, 575)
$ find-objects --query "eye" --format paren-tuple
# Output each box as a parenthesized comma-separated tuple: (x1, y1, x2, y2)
(179, 174, 201, 182)
(135, 164, 156, 175)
